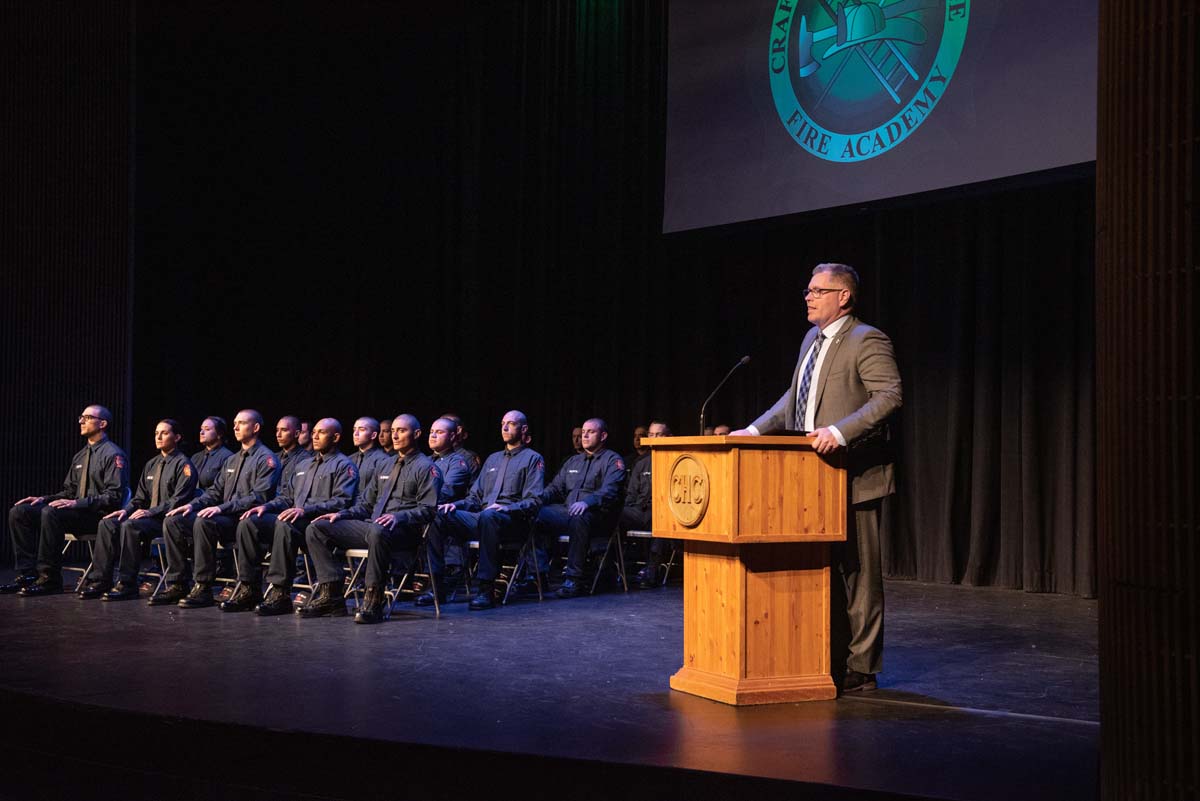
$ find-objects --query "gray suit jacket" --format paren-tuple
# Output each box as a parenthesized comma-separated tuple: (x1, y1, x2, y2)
(750, 314, 902, 504)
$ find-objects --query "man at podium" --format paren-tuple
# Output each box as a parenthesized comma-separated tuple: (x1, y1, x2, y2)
(733, 262, 901, 694)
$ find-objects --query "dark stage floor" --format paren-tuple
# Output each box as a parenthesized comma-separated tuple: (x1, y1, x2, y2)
(0, 574, 1097, 801)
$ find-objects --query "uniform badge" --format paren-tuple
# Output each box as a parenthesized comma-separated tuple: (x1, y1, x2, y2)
(347, 465, 358, 478)
(183, 464, 193, 477)
(267, 456, 277, 469)
(431, 466, 441, 479)
(114, 455, 125, 469)
(615, 458, 625, 471)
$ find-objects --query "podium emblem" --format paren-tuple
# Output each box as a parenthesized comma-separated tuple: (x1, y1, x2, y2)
(668, 455, 710, 527)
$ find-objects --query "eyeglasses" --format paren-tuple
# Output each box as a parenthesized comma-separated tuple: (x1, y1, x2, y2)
(803, 287, 843, 298)
(78, 414, 101, 422)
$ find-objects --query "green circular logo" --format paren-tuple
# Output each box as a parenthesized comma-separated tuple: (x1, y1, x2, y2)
(769, 0, 969, 162)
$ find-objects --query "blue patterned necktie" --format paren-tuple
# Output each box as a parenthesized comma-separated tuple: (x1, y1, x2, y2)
(794, 333, 824, 430)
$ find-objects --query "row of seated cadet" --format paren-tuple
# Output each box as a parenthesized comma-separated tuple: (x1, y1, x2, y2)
(4, 405, 705, 623)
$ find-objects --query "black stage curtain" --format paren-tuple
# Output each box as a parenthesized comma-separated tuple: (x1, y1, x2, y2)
(670, 177, 1096, 597)
(127, 1, 1093, 595)
(0, 2, 133, 566)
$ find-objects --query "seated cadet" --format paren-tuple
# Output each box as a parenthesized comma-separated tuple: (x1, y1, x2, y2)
(415, 417, 473, 604)
(222, 418, 357, 614)
(626, 424, 649, 467)
(536, 417, 627, 599)
(275, 415, 314, 490)
(191, 416, 234, 497)
(3, 404, 130, 597)
(428, 410, 545, 611)
(428, 417, 473, 504)
(563, 426, 585, 471)
(81, 418, 197, 601)
(298, 420, 314, 452)
(620, 420, 675, 588)
(378, 417, 395, 457)
(158, 409, 280, 607)
(712, 424, 732, 436)
(348, 417, 393, 497)
(440, 412, 481, 480)
(306, 414, 441, 623)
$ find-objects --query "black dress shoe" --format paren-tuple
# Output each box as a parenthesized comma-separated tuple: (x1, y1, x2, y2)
(177, 581, 214, 608)
(354, 586, 385, 624)
(255, 585, 294, 616)
(555, 577, 588, 599)
(148, 583, 186, 606)
(842, 670, 878, 694)
(414, 579, 444, 607)
(0, 573, 39, 594)
(635, 564, 660, 589)
(509, 572, 545, 598)
(298, 582, 346, 618)
(102, 581, 138, 602)
(468, 582, 496, 610)
(78, 580, 112, 600)
(18, 573, 63, 597)
(218, 583, 261, 613)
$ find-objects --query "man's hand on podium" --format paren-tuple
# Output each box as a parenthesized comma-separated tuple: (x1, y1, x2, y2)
(810, 427, 842, 454)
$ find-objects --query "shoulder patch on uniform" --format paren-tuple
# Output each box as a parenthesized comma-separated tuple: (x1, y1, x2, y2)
(266, 456, 277, 469)
(615, 458, 625, 471)
(183, 464, 193, 477)
(347, 464, 357, 478)
(114, 455, 125, 469)
(535, 459, 545, 472)
(431, 465, 442, 479)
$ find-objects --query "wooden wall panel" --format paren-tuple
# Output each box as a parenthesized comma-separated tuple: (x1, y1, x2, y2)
(1096, 1, 1198, 798)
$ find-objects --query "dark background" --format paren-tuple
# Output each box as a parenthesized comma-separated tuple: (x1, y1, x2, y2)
(2, 0, 1094, 595)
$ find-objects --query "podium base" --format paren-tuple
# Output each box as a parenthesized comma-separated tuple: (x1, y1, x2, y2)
(670, 666, 837, 705)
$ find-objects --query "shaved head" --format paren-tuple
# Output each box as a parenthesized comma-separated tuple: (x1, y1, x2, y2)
(393, 413, 420, 432)
(239, 409, 264, 428)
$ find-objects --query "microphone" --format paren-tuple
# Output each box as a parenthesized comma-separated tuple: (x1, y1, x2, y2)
(700, 355, 750, 435)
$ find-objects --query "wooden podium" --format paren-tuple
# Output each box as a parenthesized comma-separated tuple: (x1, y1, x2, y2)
(646, 435, 846, 705)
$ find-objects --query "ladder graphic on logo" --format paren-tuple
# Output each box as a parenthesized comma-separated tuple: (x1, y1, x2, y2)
(795, 0, 929, 108)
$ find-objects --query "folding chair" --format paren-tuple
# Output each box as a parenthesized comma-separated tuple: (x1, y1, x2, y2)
(468, 527, 544, 605)
(62, 489, 131, 591)
(589, 526, 629, 594)
(62, 533, 97, 592)
(555, 531, 626, 595)
(626, 530, 678, 587)
(344, 523, 436, 617)
(143, 536, 169, 596)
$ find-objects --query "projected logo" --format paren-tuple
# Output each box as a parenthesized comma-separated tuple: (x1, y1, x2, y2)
(769, 0, 968, 162)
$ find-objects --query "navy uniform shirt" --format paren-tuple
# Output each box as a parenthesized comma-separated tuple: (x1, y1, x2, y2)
(455, 445, 482, 481)
(44, 436, 130, 513)
(190, 445, 234, 496)
(193, 441, 281, 516)
(262, 450, 357, 517)
(349, 445, 392, 502)
(342, 451, 442, 528)
(542, 448, 627, 514)
(125, 450, 198, 518)
(624, 451, 652, 512)
(276, 445, 312, 496)
(456, 445, 545, 518)
(432, 449, 472, 504)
